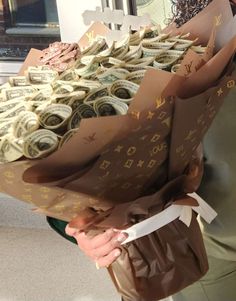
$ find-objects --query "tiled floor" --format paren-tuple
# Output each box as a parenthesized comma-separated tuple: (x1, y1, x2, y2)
(0, 226, 120, 301)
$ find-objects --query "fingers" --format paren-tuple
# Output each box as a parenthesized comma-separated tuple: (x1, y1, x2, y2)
(96, 248, 121, 268)
(65, 225, 128, 267)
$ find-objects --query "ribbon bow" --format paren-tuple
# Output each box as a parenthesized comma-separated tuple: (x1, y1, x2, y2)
(121, 192, 217, 245)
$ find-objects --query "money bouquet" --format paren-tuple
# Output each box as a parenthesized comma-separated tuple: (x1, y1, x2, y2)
(0, 0, 236, 300)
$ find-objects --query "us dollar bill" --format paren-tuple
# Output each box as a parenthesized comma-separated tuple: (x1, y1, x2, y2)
(153, 50, 184, 70)
(58, 69, 78, 81)
(97, 68, 129, 85)
(123, 57, 155, 72)
(9, 76, 29, 87)
(0, 119, 14, 137)
(0, 135, 23, 163)
(27, 68, 58, 84)
(94, 96, 128, 116)
(23, 129, 59, 159)
(109, 80, 139, 104)
(68, 104, 96, 130)
(2, 86, 36, 101)
(84, 87, 109, 105)
(123, 45, 142, 62)
(39, 104, 72, 130)
(13, 111, 39, 138)
(0, 102, 29, 120)
(126, 70, 147, 85)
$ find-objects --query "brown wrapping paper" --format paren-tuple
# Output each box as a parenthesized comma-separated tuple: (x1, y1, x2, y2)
(1, 1, 236, 300)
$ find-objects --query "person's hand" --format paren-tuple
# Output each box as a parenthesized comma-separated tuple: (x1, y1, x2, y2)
(65, 225, 128, 268)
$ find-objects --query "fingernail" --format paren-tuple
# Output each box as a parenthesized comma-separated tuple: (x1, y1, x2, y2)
(114, 250, 121, 257)
(117, 233, 126, 242)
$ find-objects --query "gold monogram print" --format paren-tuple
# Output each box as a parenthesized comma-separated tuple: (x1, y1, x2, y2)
(147, 111, 155, 120)
(130, 110, 140, 120)
(185, 129, 197, 141)
(151, 134, 160, 143)
(100, 160, 111, 170)
(86, 30, 95, 44)
(162, 117, 171, 128)
(124, 159, 134, 168)
(137, 160, 145, 168)
(157, 111, 167, 120)
(114, 145, 123, 153)
(227, 80, 235, 89)
(214, 14, 222, 27)
(217, 88, 223, 96)
(127, 146, 137, 156)
(147, 160, 157, 168)
(155, 97, 166, 109)
(151, 142, 167, 155)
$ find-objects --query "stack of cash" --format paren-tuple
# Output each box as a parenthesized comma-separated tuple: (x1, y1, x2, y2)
(0, 26, 206, 163)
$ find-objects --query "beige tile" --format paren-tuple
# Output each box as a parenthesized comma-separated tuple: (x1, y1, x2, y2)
(0, 227, 119, 301)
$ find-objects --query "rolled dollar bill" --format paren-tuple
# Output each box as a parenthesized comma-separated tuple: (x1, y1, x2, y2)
(142, 32, 170, 44)
(0, 101, 29, 119)
(191, 45, 207, 54)
(124, 57, 155, 72)
(153, 50, 184, 70)
(54, 84, 74, 95)
(68, 104, 96, 130)
(59, 128, 78, 148)
(13, 111, 39, 138)
(81, 38, 107, 56)
(29, 101, 52, 114)
(0, 119, 14, 137)
(97, 42, 115, 58)
(39, 104, 72, 130)
(84, 87, 109, 105)
(168, 37, 198, 51)
(126, 70, 147, 85)
(59, 69, 78, 81)
(100, 57, 124, 69)
(27, 68, 58, 84)
(97, 68, 129, 85)
(75, 58, 99, 78)
(69, 94, 87, 111)
(2, 86, 36, 101)
(0, 135, 23, 163)
(141, 46, 165, 58)
(23, 129, 59, 159)
(28, 86, 53, 102)
(112, 44, 129, 60)
(142, 41, 176, 50)
(9, 76, 29, 87)
(0, 82, 11, 94)
(123, 45, 142, 62)
(142, 25, 161, 39)
(171, 64, 181, 74)
(109, 80, 139, 104)
(94, 96, 129, 116)
(0, 98, 24, 114)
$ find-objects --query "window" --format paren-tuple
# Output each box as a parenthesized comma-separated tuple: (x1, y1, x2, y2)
(9, 0, 59, 27)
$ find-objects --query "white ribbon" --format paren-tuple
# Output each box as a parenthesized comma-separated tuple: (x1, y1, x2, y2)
(121, 192, 217, 245)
